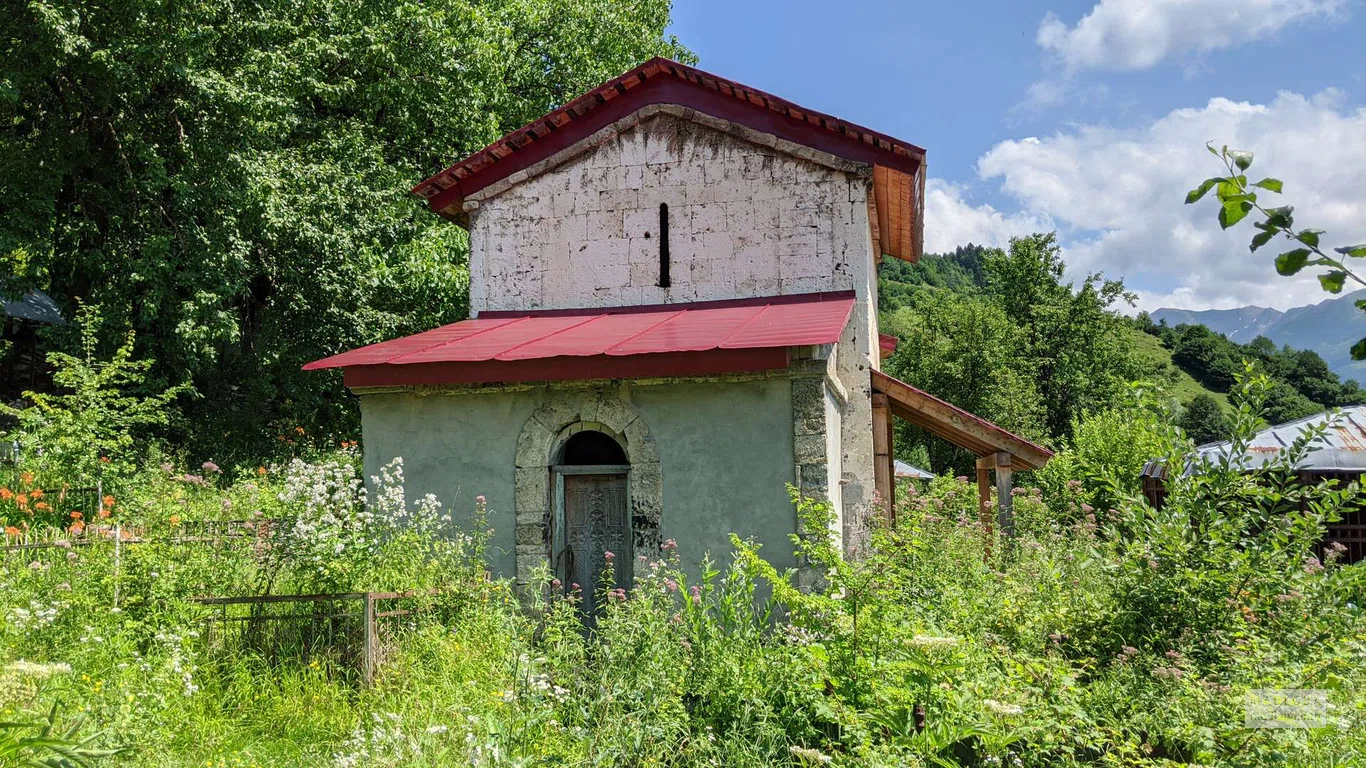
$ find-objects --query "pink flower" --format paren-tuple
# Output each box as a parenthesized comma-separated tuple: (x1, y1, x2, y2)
(955, 475, 968, 483)
(475, 495, 486, 504)
(570, 583, 581, 591)
(551, 578, 561, 589)
(604, 550, 614, 562)
(661, 538, 677, 552)
(664, 579, 678, 593)
(201, 461, 220, 474)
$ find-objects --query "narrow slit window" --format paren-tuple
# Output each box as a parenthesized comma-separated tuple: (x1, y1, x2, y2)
(658, 203, 671, 288)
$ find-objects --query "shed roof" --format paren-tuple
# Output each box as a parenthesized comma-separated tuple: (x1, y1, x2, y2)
(894, 460, 934, 480)
(1144, 405, 1366, 478)
(871, 368, 1053, 471)
(1, 285, 65, 326)
(412, 57, 926, 261)
(305, 292, 855, 388)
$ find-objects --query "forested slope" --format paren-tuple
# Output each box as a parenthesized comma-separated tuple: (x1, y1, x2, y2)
(877, 239, 1361, 467)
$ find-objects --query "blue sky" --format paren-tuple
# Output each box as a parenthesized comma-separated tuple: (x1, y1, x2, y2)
(668, 0, 1366, 312)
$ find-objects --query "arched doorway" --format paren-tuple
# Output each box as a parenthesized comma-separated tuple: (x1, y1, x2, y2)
(552, 429, 631, 615)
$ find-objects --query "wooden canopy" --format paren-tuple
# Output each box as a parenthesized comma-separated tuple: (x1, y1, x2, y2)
(870, 369, 1053, 549)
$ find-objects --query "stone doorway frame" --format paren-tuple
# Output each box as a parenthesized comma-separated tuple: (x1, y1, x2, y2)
(513, 391, 662, 590)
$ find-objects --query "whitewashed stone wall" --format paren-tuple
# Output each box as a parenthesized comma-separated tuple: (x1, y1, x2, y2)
(464, 107, 882, 553)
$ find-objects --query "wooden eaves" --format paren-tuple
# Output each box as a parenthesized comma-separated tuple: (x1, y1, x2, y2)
(870, 369, 1053, 553)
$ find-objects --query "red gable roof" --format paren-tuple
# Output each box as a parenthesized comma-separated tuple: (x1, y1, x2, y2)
(412, 57, 926, 261)
(305, 292, 855, 388)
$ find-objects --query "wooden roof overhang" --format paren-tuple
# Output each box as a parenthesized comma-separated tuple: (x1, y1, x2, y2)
(871, 369, 1052, 470)
(411, 57, 926, 262)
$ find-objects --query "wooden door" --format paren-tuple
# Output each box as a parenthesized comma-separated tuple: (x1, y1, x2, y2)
(561, 473, 630, 615)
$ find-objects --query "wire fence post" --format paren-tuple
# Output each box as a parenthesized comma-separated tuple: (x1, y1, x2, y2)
(361, 592, 376, 686)
(112, 523, 121, 609)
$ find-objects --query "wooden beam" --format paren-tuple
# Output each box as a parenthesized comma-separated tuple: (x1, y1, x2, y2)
(872, 393, 893, 523)
(994, 452, 1014, 544)
(884, 397, 896, 519)
(873, 165, 891, 261)
(873, 369, 1052, 470)
(977, 466, 992, 561)
(867, 185, 882, 264)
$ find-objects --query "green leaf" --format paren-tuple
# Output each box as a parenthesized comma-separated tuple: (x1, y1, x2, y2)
(1252, 177, 1282, 193)
(1228, 150, 1253, 171)
(1352, 337, 1366, 361)
(1319, 271, 1347, 294)
(1275, 249, 1311, 276)
(1185, 177, 1223, 204)
(1264, 206, 1295, 228)
(1249, 230, 1275, 252)
(1296, 229, 1324, 248)
(1219, 200, 1252, 229)
(1334, 243, 1366, 258)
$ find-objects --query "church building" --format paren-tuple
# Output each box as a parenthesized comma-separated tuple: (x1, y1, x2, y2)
(306, 59, 1051, 601)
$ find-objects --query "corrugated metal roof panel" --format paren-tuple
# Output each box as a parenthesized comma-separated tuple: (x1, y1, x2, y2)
(1191, 405, 1366, 472)
(1, 286, 65, 326)
(303, 292, 856, 385)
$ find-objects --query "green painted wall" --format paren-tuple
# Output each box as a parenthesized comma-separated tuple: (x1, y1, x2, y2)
(358, 378, 799, 581)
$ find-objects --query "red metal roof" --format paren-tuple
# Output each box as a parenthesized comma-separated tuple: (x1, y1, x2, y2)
(305, 292, 855, 388)
(412, 57, 926, 221)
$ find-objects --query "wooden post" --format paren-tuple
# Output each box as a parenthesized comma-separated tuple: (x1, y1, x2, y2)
(872, 394, 893, 522)
(994, 452, 1014, 545)
(975, 459, 992, 561)
(361, 592, 376, 686)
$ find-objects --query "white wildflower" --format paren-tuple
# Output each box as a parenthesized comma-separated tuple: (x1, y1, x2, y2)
(909, 634, 960, 649)
(4, 660, 72, 679)
(983, 699, 1024, 716)
(789, 745, 833, 764)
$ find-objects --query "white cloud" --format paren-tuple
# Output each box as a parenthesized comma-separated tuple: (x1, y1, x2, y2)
(964, 89, 1366, 311)
(1038, 0, 1345, 72)
(922, 179, 1052, 253)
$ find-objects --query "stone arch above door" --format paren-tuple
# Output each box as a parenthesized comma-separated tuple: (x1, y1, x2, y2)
(513, 390, 662, 590)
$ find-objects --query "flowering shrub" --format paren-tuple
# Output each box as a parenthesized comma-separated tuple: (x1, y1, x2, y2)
(269, 455, 456, 593)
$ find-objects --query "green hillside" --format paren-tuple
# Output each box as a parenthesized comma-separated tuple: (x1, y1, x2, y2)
(878, 245, 1358, 453)
(1127, 326, 1230, 409)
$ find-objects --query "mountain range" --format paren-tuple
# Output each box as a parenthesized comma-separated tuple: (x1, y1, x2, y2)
(1152, 290, 1366, 385)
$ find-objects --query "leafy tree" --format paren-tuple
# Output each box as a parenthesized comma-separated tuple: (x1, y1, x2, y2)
(878, 234, 1142, 472)
(882, 292, 1046, 474)
(1261, 380, 1323, 425)
(0, 304, 190, 481)
(1187, 144, 1366, 360)
(1178, 393, 1231, 445)
(1168, 324, 1241, 391)
(1, 0, 691, 462)
(983, 233, 1140, 440)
